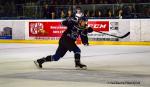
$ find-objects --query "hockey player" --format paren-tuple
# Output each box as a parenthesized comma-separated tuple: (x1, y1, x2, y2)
(34, 16, 93, 69)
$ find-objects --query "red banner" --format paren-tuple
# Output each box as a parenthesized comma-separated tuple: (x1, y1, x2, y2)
(29, 21, 109, 38)
(29, 22, 66, 37)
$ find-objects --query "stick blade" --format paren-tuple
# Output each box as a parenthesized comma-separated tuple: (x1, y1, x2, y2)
(119, 32, 130, 38)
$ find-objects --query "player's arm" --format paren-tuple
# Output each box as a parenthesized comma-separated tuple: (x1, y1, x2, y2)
(62, 17, 77, 26)
(80, 34, 89, 46)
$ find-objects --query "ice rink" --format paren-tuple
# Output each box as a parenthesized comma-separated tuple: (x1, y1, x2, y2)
(0, 43, 150, 87)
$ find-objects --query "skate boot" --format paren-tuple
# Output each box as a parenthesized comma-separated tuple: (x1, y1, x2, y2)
(75, 62, 87, 70)
(34, 55, 52, 68)
(74, 53, 87, 70)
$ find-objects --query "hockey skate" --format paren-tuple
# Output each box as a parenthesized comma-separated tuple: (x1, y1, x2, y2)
(34, 57, 45, 68)
(34, 56, 52, 69)
(75, 63, 87, 70)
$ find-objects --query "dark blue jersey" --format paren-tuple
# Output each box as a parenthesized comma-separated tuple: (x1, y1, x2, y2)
(61, 17, 93, 45)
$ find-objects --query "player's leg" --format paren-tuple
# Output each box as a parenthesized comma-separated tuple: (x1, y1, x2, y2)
(68, 42, 87, 69)
(34, 43, 68, 68)
(34, 55, 51, 68)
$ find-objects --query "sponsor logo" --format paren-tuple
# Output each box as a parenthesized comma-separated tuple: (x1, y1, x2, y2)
(88, 21, 109, 31)
(110, 22, 119, 30)
(29, 22, 44, 34)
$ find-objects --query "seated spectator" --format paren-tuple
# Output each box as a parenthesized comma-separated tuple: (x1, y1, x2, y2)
(84, 10, 90, 17)
(97, 0, 108, 4)
(116, 8, 124, 19)
(95, 10, 103, 18)
(51, 12, 56, 19)
(66, 10, 73, 17)
(105, 9, 114, 18)
(60, 9, 65, 19)
(90, 11, 95, 18)
(43, 4, 51, 18)
(123, 5, 135, 18)
(144, 6, 150, 18)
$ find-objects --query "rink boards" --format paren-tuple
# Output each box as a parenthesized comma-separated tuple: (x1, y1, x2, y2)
(1, 40, 150, 46)
(0, 19, 150, 45)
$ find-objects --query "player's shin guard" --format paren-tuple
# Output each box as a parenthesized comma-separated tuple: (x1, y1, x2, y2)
(34, 55, 52, 68)
(74, 53, 87, 69)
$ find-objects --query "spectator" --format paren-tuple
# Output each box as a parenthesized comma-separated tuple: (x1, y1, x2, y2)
(99, 0, 104, 4)
(90, 11, 95, 18)
(50, 0, 55, 5)
(10, 1, 16, 17)
(73, 0, 76, 5)
(0, 5, 4, 17)
(66, 10, 73, 17)
(97, 0, 108, 4)
(116, 8, 124, 19)
(95, 10, 103, 18)
(105, 9, 113, 18)
(43, 4, 51, 18)
(144, 6, 150, 18)
(85, 0, 88, 4)
(51, 12, 55, 19)
(60, 9, 65, 19)
(92, 0, 95, 4)
(49, 6, 56, 19)
(103, 0, 108, 4)
(84, 10, 90, 17)
(67, 0, 72, 5)
(123, 5, 135, 18)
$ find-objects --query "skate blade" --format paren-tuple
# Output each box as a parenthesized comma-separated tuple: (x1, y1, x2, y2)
(34, 61, 41, 69)
(75, 67, 87, 70)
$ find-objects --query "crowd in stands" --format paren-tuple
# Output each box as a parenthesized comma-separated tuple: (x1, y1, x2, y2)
(0, 0, 149, 19)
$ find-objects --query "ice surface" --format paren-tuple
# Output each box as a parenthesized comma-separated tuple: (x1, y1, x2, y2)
(0, 43, 150, 87)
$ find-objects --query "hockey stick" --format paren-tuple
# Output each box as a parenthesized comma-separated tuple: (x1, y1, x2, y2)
(98, 32, 130, 39)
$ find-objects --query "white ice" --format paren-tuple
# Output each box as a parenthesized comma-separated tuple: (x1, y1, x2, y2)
(0, 43, 150, 87)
